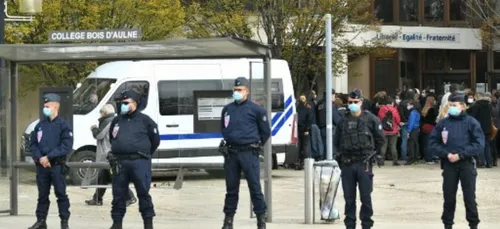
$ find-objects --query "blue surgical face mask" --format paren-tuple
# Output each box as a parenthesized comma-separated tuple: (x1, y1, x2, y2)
(120, 103, 130, 114)
(233, 91, 243, 101)
(448, 106, 461, 116)
(42, 107, 52, 117)
(348, 103, 360, 113)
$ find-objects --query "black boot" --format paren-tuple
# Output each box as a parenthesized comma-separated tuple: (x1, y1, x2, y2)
(28, 219, 47, 229)
(221, 215, 233, 229)
(144, 218, 153, 229)
(61, 219, 69, 229)
(470, 226, 477, 229)
(444, 225, 452, 229)
(110, 220, 123, 229)
(257, 214, 266, 229)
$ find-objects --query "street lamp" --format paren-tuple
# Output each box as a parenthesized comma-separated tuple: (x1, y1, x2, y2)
(0, 0, 42, 175)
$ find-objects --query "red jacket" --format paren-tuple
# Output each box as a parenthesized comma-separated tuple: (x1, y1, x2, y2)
(377, 105, 401, 135)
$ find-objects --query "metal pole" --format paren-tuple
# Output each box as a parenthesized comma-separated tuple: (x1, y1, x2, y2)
(304, 158, 314, 224)
(10, 61, 18, 215)
(263, 56, 272, 222)
(0, 0, 7, 176)
(325, 14, 333, 161)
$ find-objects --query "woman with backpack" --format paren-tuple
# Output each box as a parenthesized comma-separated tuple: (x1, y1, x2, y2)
(377, 96, 401, 166)
(420, 94, 439, 164)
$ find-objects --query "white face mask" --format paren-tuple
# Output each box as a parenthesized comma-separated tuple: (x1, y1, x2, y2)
(467, 98, 474, 104)
(395, 99, 401, 104)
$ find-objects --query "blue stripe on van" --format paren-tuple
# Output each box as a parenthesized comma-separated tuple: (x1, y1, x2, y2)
(159, 95, 294, 141)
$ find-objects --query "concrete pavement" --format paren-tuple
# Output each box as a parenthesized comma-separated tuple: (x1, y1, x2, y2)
(0, 163, 500, 229)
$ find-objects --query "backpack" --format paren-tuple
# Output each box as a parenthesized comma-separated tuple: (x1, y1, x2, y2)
(381, 110, 394, 131)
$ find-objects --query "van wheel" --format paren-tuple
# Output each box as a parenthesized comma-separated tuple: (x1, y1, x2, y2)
(206, 169, 226, 178)
(68, 150, 98, 185)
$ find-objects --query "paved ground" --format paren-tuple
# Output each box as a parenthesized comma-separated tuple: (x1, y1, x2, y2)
(0, 163, 500, 229)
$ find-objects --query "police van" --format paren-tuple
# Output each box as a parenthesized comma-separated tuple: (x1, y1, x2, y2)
(21, 59, 298, 184)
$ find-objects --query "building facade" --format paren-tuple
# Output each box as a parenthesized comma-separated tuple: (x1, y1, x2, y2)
(348, 0, 492, 96)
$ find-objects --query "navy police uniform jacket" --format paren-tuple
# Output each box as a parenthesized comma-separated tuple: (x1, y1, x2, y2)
(221, 100, 271, 146)
(428, 112, 484, 161)
(30, 116, 74, 162)
(109, 111, 160, 156)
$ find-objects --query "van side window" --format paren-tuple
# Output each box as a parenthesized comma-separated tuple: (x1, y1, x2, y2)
(222, 79, 285, 112)
(108, 81, 150, 111)
(158, 80, 223, 115)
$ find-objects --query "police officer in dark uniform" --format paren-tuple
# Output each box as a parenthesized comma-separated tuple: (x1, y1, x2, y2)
(428, 92, 484, 229)
(108, 90, 160, 229)
(220, 77, 271, 229)
(29, 93, 74, 229)
(334, 90, 385, 229)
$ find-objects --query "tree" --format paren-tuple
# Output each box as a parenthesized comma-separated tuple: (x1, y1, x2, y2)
(6, 0, 186, 97)
(465, 0, 500, 44)
(185, 0, 385, 94)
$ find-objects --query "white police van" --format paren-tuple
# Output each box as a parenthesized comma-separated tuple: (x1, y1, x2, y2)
(21, 59, 298, 184)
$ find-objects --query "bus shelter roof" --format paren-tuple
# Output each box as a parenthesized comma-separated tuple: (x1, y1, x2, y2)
(0, 37, 271, 63)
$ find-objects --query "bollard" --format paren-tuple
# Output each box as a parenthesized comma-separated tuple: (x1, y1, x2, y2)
(304, 158, 315, 224)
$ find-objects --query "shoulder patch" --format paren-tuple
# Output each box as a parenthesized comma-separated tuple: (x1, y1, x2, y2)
(263, 115, 267, 122)
(378, 124, 382, 130)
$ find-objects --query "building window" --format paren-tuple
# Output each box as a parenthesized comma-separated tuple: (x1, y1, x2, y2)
(494, 51, 500, 69)
(374, 0, 393, 22)
(399, 0, 419, 22)
(425, 50, 445, 70)
(450, 0, 466, 21)
(424, 0, 444, 21)
(448, 50, 470, 70)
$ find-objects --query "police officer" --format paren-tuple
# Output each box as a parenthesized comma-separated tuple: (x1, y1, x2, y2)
(108, 89, 160, 229)
(29, 93, 74, 229)
(428, 92, 483, 229)
(334, 90, 385, 229)
(220, 77, 271, 229)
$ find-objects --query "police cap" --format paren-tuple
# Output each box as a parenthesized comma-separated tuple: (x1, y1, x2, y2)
(120, 89, 141, 102)
(448, 92, 465, 103)
(43, 93, 61, 103)
(349, 89, 362, 100)
(234, 77, 249, 87)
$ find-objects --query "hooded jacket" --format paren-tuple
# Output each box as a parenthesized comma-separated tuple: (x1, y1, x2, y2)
(91, 113, 115, 162)
(377, 105, 401, 135)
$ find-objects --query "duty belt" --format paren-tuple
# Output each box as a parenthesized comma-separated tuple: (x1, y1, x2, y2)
(228, 143, 261, 153)
(115, 154, 144, 161)
(341, 155, 366, 164)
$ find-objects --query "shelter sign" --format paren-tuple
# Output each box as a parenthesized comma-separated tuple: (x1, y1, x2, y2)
(48, 29, 142, 43)
(197, 97, 232, 121)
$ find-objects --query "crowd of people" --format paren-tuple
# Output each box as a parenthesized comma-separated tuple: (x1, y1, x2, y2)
(296, 84, 499, 168)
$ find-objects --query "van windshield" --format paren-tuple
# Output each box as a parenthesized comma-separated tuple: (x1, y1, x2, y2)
(73, 78, 117, 115)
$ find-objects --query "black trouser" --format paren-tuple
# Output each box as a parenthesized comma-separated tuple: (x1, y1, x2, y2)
(407, 129, 420, 161)
(441, 160, 479, 227)
(298, 131, 310, 162)
(341, 162, 374, 229)
(92, 169, 135, 202)
(492, 139, 498, 166)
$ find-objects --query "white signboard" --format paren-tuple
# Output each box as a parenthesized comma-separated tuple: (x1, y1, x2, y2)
(342, 25, 482, 50)
(48, 29, 142, 43)
(197, 98, 232, 120)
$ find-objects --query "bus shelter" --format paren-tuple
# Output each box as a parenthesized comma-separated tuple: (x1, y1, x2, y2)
(0, 37, 275, 221)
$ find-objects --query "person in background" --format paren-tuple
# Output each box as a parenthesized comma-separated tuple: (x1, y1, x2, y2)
(438, 84, 460, 123)
(316, 89, 341, 160)
(85, 104, 137, 207)
(370, 91, 387, 115)
(468, 92, 493, 168)
(307, 90, 322, 160)
(466, 91, 475, 107)
(405, 100, 421, 165)
(398, 89, 416, 162)
(296, 94, 313, 169)
(395, 94, 402, 106)
(334, 98, 347, 118)
(420, 94, 438, 164)
(377, 96, 401, 166)
(490, 93, 498, 166)
(419, 88, 428, 107)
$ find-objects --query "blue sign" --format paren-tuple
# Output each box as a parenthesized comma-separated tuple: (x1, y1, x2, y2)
(375, 32, 459, 43)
